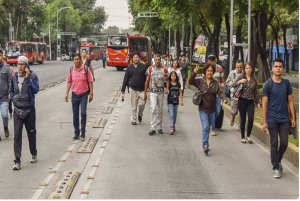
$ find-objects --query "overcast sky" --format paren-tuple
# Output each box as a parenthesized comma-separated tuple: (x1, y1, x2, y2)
(95, 0, 133, 29)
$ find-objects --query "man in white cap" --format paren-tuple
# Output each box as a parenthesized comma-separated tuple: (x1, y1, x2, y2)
(10, 56, 39, 170)
(0, 50, 12, 141)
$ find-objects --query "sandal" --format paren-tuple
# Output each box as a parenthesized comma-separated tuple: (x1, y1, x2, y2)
(246, 137, 253, 144)
(241, 138, 246, 143)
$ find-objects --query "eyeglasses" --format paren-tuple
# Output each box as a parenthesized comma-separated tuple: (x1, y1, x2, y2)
(17, 63, 26, 66)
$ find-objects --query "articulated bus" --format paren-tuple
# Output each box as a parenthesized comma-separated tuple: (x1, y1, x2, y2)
(5, 41, 47, 65)
(80, 43, 101, 61)
(106, 34, 152, 71)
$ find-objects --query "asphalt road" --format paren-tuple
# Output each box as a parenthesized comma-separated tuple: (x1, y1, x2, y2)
(10, 60, 103, 88)
(0, 66, 298, 199)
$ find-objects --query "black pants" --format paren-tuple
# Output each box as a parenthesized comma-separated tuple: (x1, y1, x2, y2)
(268, 122, 289, 170)
(103, 60, 106, 68)
(238, 98, 254, 138)
(182, 78, 187, 96)
(14, 107, 37, 162)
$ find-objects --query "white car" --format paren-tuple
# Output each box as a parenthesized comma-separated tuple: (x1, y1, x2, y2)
(61, 54, 70, 61)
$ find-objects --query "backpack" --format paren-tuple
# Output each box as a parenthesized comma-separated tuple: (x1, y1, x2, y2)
(69, 65, 90, 95)
(267, 78, 297, 136)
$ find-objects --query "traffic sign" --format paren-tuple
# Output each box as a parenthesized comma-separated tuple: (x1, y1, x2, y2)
(287, 42, 293, 50)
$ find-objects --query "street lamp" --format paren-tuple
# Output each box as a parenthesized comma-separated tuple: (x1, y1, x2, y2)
(56, 6, 71, 61)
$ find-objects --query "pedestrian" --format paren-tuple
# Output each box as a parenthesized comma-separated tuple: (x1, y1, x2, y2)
(65, 53, 93, 141)
(0, 51, 12, 141)
(226, 60, 243, 128)
(232, 62, 261, 143)
(10, 56, 39, 170)
(262, 58, 295, 178)
(144, 54, 169, 135)
(3, 55, 15, 119)
(207, 54, 224, 136)
(81, 49, 95, 82)
(166, 55, 172, 68)
(102, 52, 106, 68)
(121, 53, 147, 125)
(189, 63, 227, 155)
(168, 71, 184, 135)
(179, 54, 189, 97)
(167, 59, 183, 90)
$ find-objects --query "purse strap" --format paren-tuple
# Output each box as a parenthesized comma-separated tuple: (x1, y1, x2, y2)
(197, 78, 213, 95)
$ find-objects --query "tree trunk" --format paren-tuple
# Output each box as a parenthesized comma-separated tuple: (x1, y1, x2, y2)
(282, 24, 289, 72)
(191, 27, 197, 57)
(176, 29, 181, 58)
(250, 16, 258, 67)
(224, 13, 230, 81)
(269, 38, 274, 67)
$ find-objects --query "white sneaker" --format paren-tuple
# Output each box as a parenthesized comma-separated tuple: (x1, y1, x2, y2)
(211, 130, 217, 136)
(273, 169, 280, 178)
(13, 162, 21, 170)
(30, 155, 37, 163)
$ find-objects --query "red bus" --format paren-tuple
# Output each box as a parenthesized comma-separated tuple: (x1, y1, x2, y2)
(5, 41, 47, 65)
(106, 34, 152, 71)
(80, 43, 100, 61)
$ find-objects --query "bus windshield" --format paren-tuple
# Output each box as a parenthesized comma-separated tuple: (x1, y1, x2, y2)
(107, 36, 128, 47)
(6, 43, 20, 57)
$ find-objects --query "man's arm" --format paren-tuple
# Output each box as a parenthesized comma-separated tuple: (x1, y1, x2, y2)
(7, 67, 12, 91)
(262, 96, 268, 132)
(121, 67, 130, 93)
(144, 76, 150, 101)
(288, 95, 296, 127)
(226, 71, 233, 86)
(88, 82, 93, 102)
(29, 75, 39, 94)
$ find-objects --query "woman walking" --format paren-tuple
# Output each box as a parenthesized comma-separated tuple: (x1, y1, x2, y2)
(168, 71, 184, 135)
(232, 62, 261, 143)
(167, 59, 183, 90)
(81, 49, 95, 82)
(189, 63, 227, 155)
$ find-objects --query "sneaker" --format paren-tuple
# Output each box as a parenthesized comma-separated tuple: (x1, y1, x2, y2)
(170, 129, 174, 135)
(273, 169, 280, 178)
(230, 116, 235, 126)
(72, 136, 79, 141)
(279, 162, 283, 173)
(158, 129, 163, 134)
(13, 161, 21, 170)
(211, 130, 217, 136)
(149, 130, 156, 135)
(138, 116, 142, 123)
(203, 147, 210, 155)
(132, 122, 137, 125)
(80, 133, 86, 141)
(30, 155, 37, 163)
(4, 126, 9, 138)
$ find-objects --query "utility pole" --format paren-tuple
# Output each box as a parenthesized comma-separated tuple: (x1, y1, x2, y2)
(49, 25, 52, 61)
(189, 14, 193, 66)
(168, 14, 170, 55)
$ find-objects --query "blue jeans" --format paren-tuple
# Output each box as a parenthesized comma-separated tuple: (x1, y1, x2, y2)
(0, 102, 9, 128)
(199, 111, 215, 148)
(211, 97, 221, 130)
(168, 104, 178, 129)
(72, 92, 88, 136)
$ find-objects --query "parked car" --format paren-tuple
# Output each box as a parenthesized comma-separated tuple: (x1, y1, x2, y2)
(61, 54, 70, 61)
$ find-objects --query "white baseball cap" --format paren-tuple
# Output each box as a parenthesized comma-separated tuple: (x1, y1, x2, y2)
(18, 56, 29, 65)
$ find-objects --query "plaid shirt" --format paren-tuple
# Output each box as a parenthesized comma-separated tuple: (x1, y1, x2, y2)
(213, 64, 224, 89)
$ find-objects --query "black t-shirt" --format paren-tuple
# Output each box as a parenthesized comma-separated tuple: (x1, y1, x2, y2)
(83, 59, 91, 67)
(168, 82, 181, 105)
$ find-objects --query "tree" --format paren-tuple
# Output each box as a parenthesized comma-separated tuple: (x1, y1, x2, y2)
(94, 6, 108, 34)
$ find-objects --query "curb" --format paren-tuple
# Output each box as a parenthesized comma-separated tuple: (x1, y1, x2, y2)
(186, 82, 299, 168)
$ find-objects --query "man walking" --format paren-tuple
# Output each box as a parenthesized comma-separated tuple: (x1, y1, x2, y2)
(121, 53, 147, 125)
(0, 50, 12, 141)
(179, 54, 189, 96)
(207, 54, 224, 136)
(262, 58, 295, 178)
(144, 54, 169, 135)
(65, 53, 93, 141)
(226, 60, 243, 127)
(102, 52, 106, 68)
(10, 56, 39, 170)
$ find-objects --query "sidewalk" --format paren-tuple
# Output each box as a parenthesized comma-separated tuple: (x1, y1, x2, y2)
(70, 87, 299, 199)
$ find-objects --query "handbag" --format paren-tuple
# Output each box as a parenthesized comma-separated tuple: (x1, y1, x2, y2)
(225, 84, 231, 98)
(192, 79, 213, 105)
(14, 108, 31, 120)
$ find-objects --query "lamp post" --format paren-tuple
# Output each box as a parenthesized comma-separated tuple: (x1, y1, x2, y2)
(56, 6, 71, 61)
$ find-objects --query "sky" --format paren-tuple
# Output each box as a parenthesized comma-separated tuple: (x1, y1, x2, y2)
(95, 0, 133, 29)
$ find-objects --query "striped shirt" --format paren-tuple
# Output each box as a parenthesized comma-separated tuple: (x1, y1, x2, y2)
(213, 64, 224, 89)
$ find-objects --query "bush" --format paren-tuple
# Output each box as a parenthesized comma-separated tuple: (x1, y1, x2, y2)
(257, 83, 264, 89)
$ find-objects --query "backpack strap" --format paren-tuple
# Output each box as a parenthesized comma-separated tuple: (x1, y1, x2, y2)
(267, 78, 273, 97)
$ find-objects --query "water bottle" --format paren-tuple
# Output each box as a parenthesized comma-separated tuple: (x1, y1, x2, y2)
(234, 84, 243, 98)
